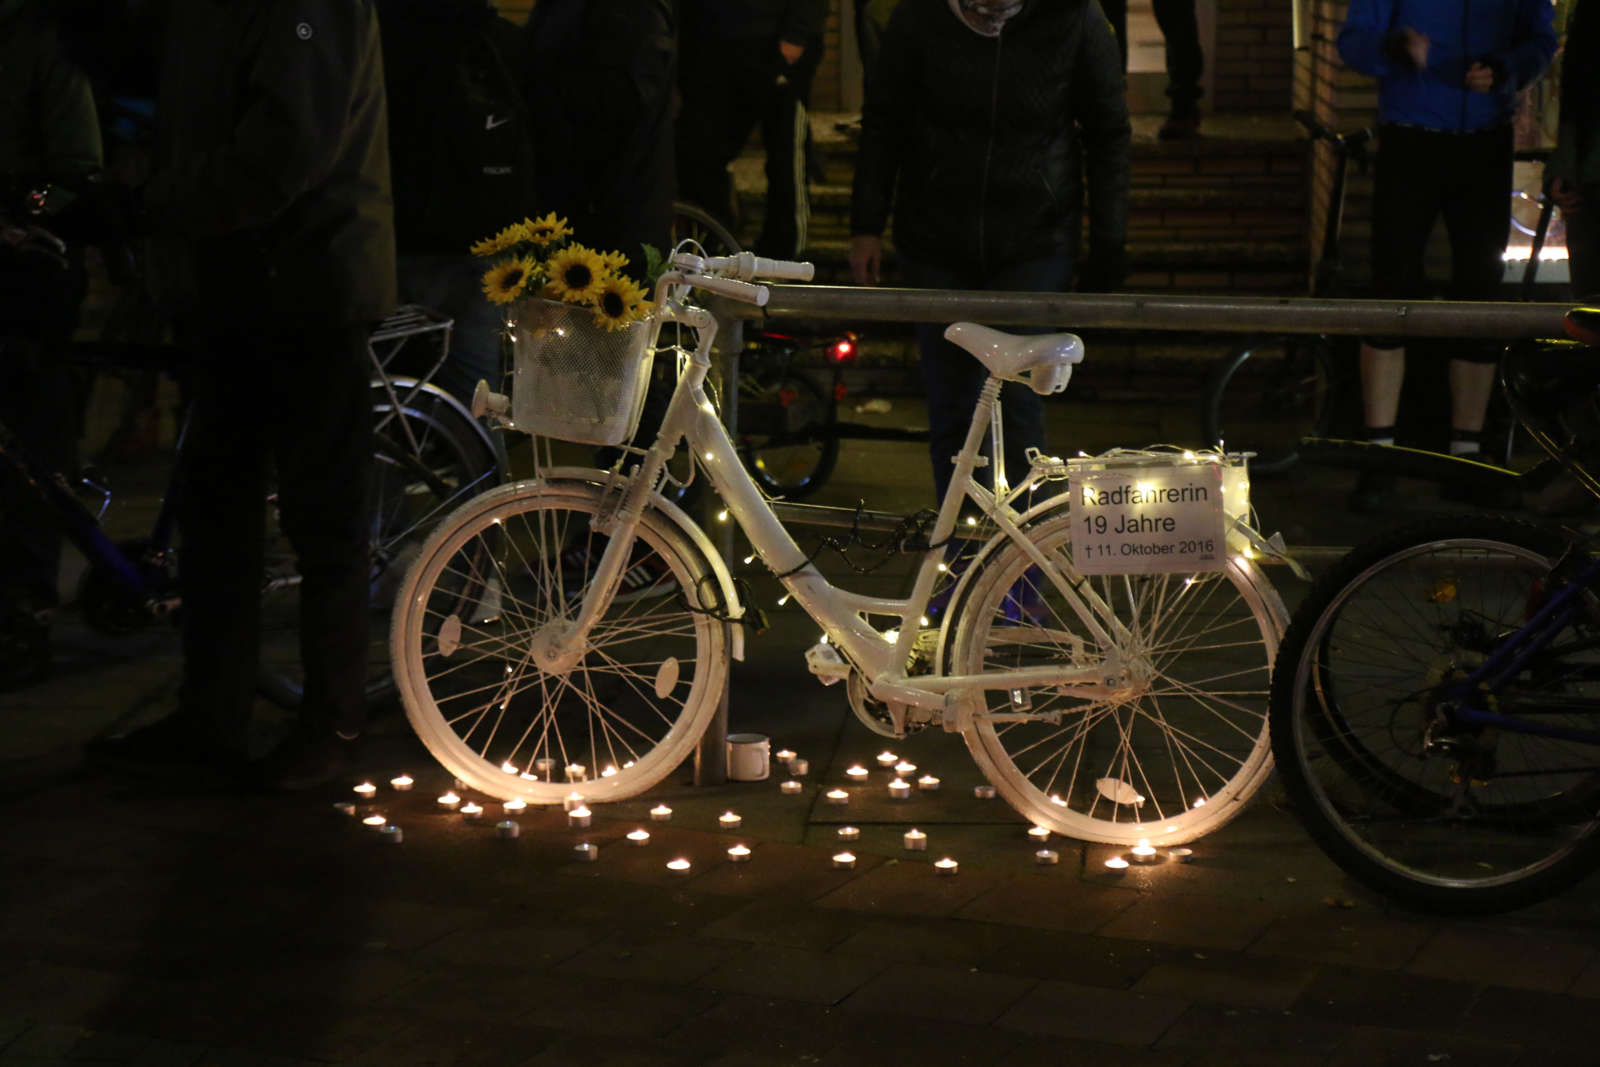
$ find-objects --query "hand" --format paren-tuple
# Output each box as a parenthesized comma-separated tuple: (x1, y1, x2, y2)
(1551, 177, 1584, 216)
(1400, 27, 1430, 70)
(779, 40, 805, 64)
(1465, 61, 1495, 92)
(849, 234, 882, 286)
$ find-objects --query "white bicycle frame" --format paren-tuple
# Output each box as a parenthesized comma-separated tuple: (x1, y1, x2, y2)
(545, 270, 1139, 731)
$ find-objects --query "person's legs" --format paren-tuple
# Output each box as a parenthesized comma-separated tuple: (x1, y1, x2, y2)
(676, 43, 762, 235)
(756, 48, 820, 258)
(1567, 184, 1600, 301)
(397, 254, 507, 408)
(1153, 0, 1203, 139)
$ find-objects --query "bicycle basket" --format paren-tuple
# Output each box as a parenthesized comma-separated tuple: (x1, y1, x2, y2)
(508, 296, 655, 446)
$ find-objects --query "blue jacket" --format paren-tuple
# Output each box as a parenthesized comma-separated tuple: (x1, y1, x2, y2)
(1338, 0, 1556, 131)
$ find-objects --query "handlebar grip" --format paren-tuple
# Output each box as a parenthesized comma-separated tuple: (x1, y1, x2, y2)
(686, 273, 770, 307)
(700, 252, 815, 282)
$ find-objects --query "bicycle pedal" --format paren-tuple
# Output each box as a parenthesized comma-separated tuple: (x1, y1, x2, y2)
(804, 639, 850, 685)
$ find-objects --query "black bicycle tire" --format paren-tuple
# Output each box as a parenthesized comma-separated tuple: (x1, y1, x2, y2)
(737, 370, 839, 499)
(1270, 516, 1600, 913)
(1202, 335, 1334, 475)
(1296, 437, 1524, 496)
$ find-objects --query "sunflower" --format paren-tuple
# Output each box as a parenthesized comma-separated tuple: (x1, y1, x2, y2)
(545, 243, 609, 305)
(482, 256, 537, 305)
(469, 221, 531, 257)
(600, 249, 630, 274)
(524, 212, 574, 247)
(591, 274, 653, 331)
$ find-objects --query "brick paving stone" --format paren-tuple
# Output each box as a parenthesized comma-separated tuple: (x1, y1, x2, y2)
(997, 1034, 1190, 1066)
(978, 929, 1192, 988)
(814, 857, 1003, 918)
(993, 979, 1190, 1046)
(1326, 1025, 1532, 1067)
(1096, 894, 1280, 951)
(838, 959, 1036, 1025)
(698, 943, 888, 1005)
(953, 872, 1139, 933)
(345, 1019, 561, 1066)
(394, 971, 717, 1040)
(833, 915, 1022, 968)
(1405, 925, 1596, 993)
(1131, 951, 1318, 1010)
(127, 1039, 210, 1065)
(813, 1011, 1029, 1066)
(560, 933, 745, 985)
(1569, 955, 1600, 998)
(698, 897, 866, 952)
(1291, 965, 1477, 1030)
(413, 923, 595, 973)
(668, 994, 854, 1061)
(1153, 1003, 1352, 1057)
(519, 1032, 702, 1067)
(1248, 911, 1433, 970)
(1179, 1051, 1333, 1067)
(686, 837, 891, 900)
(0, 1022, 149, 1062)
(1454, 985, 1599, 1051)
(0, 1021, 26, 1053)
(237, 1007, 422, 1063)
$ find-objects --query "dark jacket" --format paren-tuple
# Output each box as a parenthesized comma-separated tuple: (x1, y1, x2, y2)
(850, 0, 1131, 286)
(678, 0, 825, 44)
(0, 0, 102, 190)
(143, 0, 396, 326)
(526, 0, 675, 268)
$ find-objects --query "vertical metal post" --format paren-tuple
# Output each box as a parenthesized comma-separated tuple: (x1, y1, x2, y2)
(694, 307, 742, 786)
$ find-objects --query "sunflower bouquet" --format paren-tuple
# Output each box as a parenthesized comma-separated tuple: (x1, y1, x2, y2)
(471, 212, 656, 331)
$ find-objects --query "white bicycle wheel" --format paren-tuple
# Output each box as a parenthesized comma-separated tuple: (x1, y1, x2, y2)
(950, 513, 1285, 845)
(391, 480, 727, 803)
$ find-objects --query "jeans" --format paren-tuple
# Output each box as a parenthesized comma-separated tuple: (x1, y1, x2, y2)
(899, 254, 1074, 506)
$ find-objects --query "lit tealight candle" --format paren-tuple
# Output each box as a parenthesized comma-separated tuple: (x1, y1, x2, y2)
(832, 851, 857, 870)
(875, 751, 898, 768)
(718, 811, 742, 830)
(845, 765, 869, 782)
(534, 757, 558, 778)
(1130, 839, 1160, 864)
(353, 782, 377, 799)
(1027, 826, 1051, 843)
(837, 825, 860, 841)
(933, 857, 959, 876)
(1104, 856, 1130, 872)
(788, 758, 809, 776)
(903, 828, 927, 851)
(649, 803, 673, 821)
(437, 792, 461, 809)
(825, 789, 850, 805)
(377, 824, 403, 844)
(887, 778, 910, 799)
(893, 760, 917, 777)
(917, 775, 941, 791)
(496, 820, 520, 839)
(563, 792, 586, 812)
(666, 858, 692, 874)
(1035, 849, 1060, 866)
(460, 801, 484, 820)
(503, 798, 527, 814)
(566, 763, 588, 783)
(568, 806, 592, 828)
(1169, 847, 1194, 863)
(600, 765, 617, 778)
(626, 828, 651, 846)
(973, 785, 996, 800)
(362, 813, 387, 827)
(780, 780, 804, 795)
(389, 774, 413, 792)
(727, 844, 752, 863)
(574, 842, 598, 862)
(775, 749, 797, 763)
(500, 761, 519, 775)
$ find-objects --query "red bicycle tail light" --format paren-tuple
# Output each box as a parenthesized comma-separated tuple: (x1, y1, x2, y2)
(829, 337, 856, 364)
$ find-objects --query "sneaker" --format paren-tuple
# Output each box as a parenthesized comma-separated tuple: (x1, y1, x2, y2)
(251, 728, 360, 792)
(1159, 112, 1202, 140)
(560, 544, 680, 604)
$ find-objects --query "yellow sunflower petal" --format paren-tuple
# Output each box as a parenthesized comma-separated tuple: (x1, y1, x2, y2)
(481, 256, 535, 305)
(470, 221, 532, 258)
(524, 212, 574, 246)
(545, 243, 609, 305)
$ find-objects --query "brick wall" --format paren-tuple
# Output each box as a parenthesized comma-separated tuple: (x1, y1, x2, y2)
(1211, 0, 1294, 112)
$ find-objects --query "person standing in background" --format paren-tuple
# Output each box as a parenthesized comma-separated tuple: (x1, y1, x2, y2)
(1548, 0, 1598, 300)
(1100, 0, 1205, 139)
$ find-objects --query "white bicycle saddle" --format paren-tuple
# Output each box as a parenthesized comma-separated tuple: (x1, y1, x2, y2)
(943, 322, 1084, 395)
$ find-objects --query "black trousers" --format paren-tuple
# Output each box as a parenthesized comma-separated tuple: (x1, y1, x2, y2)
(677, 38, 820, 258)
(1100, 0, 1204, 108)
(178, 323, 372, 753)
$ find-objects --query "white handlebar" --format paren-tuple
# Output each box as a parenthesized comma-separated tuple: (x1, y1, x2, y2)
(684, 273, 770, 306)
(670, 250, 814, 282)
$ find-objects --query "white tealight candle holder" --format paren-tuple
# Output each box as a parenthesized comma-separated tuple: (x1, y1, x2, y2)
(887, 778, 911, 799)
(775, 748, 797, 764)
(825, 789, 850, 806)
(1027, 826, 1051, 843)
(649, 803, 673, 821)
(727, 843, 752, 863)
(362, 813, 387, 828)
(917, 775, 941, 791)
(333, 802, 356, 816)
(534, 757, 558, 778)
(626, 828, 651, 846)
(933, 857, 959, 876)
(893, 760, 917, 777)
(518, 772, 538, 782)
(1104, 856, 1130, 872)
(565, 763, 588, 783)
(389, 774, 413, 792)
(377, 824, 403, 844)
(780, 780, 804, 795)
(460, 801, 484, 820)
(832, 851, 857, 870)
(666, 858, 692, 875)
(500, 761, 519, 775)
(903, 828, 927, 852)
(437, 792, 461, 810)
(353, 782, 377, 799)
(574, 842, 599, 862)
(718, 811, 742, 830)
(1035, 849, 1060, 866)
(563, 792, 586, 812)
(568, 806, 592, 829)
(1130, 839, 1160, 864)
(503, 798, 527, 814)
(1169, 847, 1195, 863)
(875, 751, 898, 768)
(973, 785, 997, 799)
(837, 825, 860, 841)
(787, 758, 809, 777)
(495, 820, 520, 839)
(600, 765, 617, 778)
(845, 765, 869, 782)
